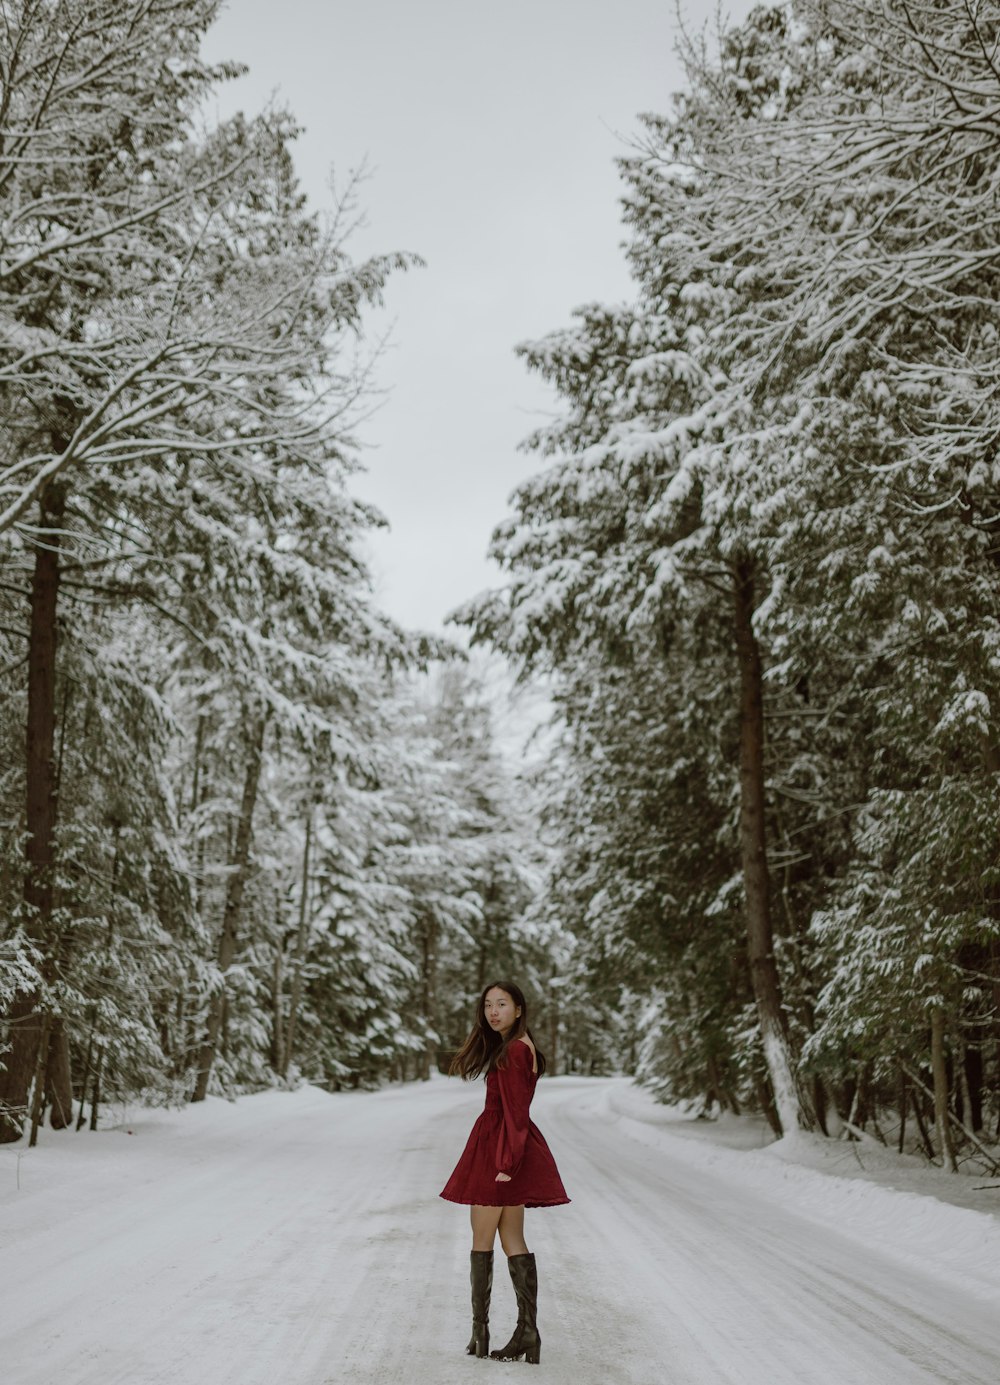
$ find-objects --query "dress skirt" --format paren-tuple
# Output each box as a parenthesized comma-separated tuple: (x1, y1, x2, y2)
(439, 1038, 570, 1209)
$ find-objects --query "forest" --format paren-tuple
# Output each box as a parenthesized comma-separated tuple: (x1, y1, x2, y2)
(2, 0, 999, 1176)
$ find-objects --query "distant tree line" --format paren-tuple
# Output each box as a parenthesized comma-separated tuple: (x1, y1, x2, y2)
(460, 0, 1000, 1167)
(0, 0, 571, 1145)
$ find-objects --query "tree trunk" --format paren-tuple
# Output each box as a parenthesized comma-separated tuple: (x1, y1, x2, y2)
(731, 558, 814, 1136)
(28, 1010, 54, 1148)
(948, 1050, 962, 1125)
(280, 810, 313, 1079)
(755, 1075, 782, 1138)
(910, 1084, 935, 1160)
(191, 713, 267, 1102)
(0, 485, 66, 1144)
(190, 714, 206, 813)
(190, 714, 208, 925)
(930, 1007, 958, 1172)
(271, 936, 284, 1073)
(963, 1043, 984, 1133)
(89, 1046, 103, 1131)
(477, 875, 496, 995)
(418, 912, 438, 1081)
(811, 1076, 828, 1137)
(220, 995, 230, 1062)
(75, 1029, 96, 1131)
(45, 1019, 73, 1128)
(549, 982, 560, 1079)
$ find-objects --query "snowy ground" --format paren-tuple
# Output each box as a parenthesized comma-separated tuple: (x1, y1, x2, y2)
(3, 1076, 1000, 1385)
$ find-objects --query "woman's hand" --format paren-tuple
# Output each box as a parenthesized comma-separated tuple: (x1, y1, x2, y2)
(495, 1172, 511, 1182)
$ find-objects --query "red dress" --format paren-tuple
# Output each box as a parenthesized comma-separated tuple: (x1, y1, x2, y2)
(439, 1039, 570, 1208)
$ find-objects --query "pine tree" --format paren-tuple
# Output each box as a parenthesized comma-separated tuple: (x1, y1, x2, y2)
(0, 1, 420, 1136)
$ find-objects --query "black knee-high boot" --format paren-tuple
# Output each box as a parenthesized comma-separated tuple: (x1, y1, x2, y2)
(490, 1252, 541, 1364)
(466, 1249, 493, 1357)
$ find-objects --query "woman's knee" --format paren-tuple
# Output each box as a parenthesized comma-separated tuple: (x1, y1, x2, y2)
(470, 1207, 501, 1251)
(498, 1232, 529, 1257)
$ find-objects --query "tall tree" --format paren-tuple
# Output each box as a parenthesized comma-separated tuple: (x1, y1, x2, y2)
(0, 0, 420, 1136)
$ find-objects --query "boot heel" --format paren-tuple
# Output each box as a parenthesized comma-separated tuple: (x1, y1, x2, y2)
(525, 1343, 541, 1364)
(468, 1325, 489, 1358)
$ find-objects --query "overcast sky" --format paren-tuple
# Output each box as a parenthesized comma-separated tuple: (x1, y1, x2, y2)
(202, 0, 752, 635)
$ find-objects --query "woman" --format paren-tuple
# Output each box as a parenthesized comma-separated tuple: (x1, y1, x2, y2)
(440, 980, 570, 1365)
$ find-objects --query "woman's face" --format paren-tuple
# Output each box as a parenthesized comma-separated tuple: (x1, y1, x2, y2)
(484, 987, 521, 1037)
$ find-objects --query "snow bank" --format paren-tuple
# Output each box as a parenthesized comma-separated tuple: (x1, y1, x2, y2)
(602, 1081, 1000, 1306)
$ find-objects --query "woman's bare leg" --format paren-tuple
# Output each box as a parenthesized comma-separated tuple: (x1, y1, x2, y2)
(497, 1204, 528, 1257)
(470, 1204, 503, 1251)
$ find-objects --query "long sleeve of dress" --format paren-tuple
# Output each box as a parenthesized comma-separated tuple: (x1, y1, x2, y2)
(495, 1041, 534, 1177)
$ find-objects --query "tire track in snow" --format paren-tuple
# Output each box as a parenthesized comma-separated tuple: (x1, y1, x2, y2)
(541, 1080, 1000, 1384)
(4, 1079, 1000, 1385)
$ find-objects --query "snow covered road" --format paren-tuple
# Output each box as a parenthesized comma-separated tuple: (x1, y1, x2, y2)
(3, 1077, 1000, 1385)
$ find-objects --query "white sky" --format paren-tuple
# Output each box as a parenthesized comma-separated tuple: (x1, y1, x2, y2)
(202, 0, 752, 634)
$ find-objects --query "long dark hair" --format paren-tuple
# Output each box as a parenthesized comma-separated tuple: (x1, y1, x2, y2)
(449, 980, 548, 1079)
